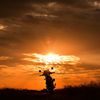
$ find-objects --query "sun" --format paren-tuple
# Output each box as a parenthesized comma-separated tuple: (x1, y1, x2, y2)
(29, 53, 80, 65)
(44, 53, 59, 64)
(22, 53, 80, 73)
(23, 53, 80, 65)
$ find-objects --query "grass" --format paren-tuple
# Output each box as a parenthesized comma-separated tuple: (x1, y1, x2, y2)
(0, 81, 100, 100)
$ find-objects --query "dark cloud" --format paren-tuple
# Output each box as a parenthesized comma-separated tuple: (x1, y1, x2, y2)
(0, 0, 100, 69)
(77, 63, 100, 70)
(0, 0, 97, 18)
(95, 8, 100, 12)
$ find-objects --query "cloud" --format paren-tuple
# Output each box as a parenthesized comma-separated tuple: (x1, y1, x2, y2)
(0, 24, 6, 30)
(22, 53, 80, 65)
(94, 1, 100, 6)
(0, 0, 100, 66)
(0, 65, 8, 70)
(0, 56, 13, 60)
(0, 0, 100, 90)
(0, 0, 97, 19)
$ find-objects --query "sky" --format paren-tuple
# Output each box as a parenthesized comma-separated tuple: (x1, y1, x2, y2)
(0, 0, 100, 90)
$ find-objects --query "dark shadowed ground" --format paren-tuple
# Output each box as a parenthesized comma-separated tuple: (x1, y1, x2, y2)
(0, 81, 100, 100)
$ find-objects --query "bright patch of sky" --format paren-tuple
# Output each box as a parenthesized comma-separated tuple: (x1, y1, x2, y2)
(94, 2, 100, 6)
(0, 56, 13, 60)
(0, 24, 5, 30)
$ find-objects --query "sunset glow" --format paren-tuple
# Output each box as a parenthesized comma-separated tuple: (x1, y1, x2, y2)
(0, 0, 100, 91)
(23, 53, 80, 65)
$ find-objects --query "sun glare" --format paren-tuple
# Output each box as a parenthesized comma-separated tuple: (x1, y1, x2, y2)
(23, 53, 80, 65)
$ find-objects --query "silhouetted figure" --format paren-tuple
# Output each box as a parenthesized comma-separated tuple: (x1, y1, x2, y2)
(39, 69, 56, 94)
(40, 69, 55, 77)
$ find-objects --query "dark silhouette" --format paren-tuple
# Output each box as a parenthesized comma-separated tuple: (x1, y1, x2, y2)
(0, 81, 100, 100)
(39, 69, 56, 94)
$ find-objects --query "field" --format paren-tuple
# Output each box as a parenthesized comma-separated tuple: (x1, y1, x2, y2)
(0, 81, 100, 100)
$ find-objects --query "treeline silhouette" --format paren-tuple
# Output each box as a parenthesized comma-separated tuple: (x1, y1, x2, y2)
(0, 81, 100, 100)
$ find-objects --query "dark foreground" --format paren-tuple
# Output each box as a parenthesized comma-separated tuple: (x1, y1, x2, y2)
(0, 81, 100, 100)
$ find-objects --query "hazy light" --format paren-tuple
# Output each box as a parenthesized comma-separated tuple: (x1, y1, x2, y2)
(23, 53, 80, 65)
(0, 24, 5, 30)
(0, 56, 13, 60)
(94, 2, 100, 6)
(22, 53, 80, 73)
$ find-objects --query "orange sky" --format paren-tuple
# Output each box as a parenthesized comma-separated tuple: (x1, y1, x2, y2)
(0, 0, 100, 90)
(0, 56, 100, 90)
